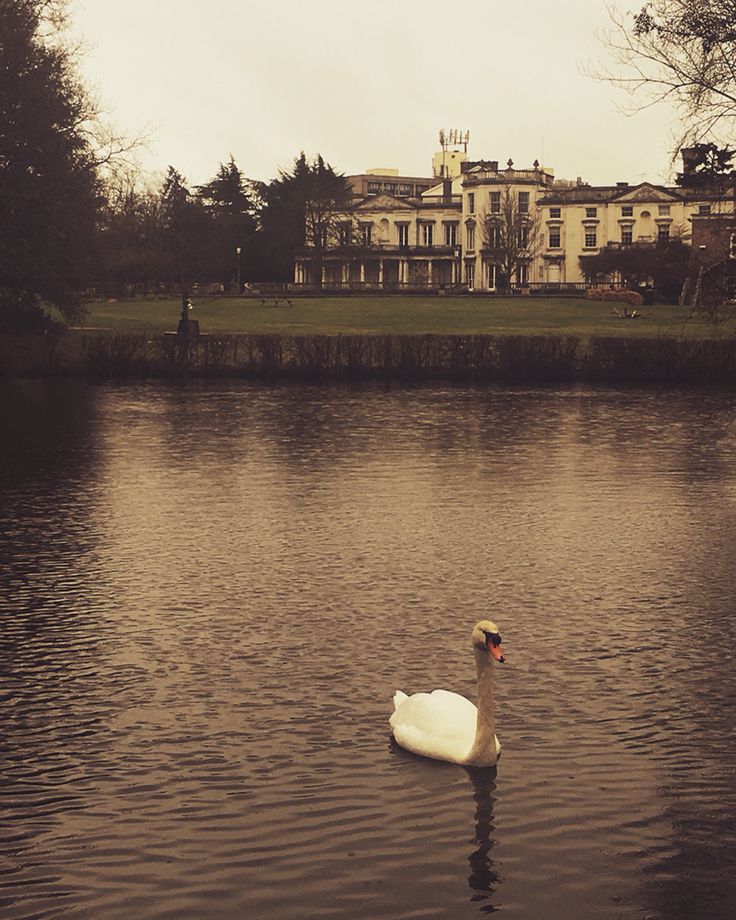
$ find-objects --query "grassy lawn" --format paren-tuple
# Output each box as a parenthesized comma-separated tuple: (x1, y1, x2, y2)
(77, 295, 728, 339)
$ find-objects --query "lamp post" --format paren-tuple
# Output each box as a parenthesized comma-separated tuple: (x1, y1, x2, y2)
(236, 246, 242, 293)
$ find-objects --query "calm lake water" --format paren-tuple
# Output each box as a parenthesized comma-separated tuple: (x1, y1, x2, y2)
(2, 379, 736, 919)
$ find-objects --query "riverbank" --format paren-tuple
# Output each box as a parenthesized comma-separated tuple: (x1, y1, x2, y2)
(4, 330, 736, 386)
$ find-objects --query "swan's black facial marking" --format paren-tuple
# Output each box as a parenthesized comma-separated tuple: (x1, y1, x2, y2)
(483, 630, 502, 647)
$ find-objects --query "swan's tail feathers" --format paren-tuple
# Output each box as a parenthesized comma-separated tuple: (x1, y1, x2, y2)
(393, 690, 408, 712)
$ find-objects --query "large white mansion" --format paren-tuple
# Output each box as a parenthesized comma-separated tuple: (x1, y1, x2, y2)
(293, 143, 734, 293)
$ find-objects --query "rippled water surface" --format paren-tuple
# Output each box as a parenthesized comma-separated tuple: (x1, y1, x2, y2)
(2, 380, 736, 919)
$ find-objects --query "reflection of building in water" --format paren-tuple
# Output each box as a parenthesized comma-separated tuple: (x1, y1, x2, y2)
(294, 144, 735, 293)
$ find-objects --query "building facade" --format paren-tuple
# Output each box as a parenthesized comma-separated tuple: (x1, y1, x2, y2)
(293, 148, 735, 293)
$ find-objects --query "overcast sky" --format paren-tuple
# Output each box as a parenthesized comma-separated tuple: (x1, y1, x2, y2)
(68, 0, 681, 189)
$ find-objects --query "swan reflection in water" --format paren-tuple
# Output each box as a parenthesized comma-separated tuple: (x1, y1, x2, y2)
(466, 766, 500, 912)
(389, 737, 501, 912)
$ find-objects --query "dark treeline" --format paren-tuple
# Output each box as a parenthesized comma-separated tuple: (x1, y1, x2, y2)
(95, 152, 351, 298)
(0, 0, 352, 332)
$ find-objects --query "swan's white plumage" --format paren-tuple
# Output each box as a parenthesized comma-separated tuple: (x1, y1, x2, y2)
(390, 688, 482, 764)
(389, 620, 504, 766)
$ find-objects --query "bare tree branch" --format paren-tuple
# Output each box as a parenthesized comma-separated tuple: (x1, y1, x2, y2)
(591, 1, 736, 149)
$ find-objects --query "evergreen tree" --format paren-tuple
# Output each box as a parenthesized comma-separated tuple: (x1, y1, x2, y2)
(257, 153, 353, 284)
(196, 156, 258, 288)
(159, 167, 209, 285)
(0, 0, 100, 329)
(676, 143, 735, 188)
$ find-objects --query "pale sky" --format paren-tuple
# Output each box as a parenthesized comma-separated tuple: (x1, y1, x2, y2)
(69, 0, 681, 189)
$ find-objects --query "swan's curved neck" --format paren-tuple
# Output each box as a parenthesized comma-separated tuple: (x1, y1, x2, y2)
(467, 648, 497, 763)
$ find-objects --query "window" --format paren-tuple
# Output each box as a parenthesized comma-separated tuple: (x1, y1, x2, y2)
(585, 207, 598, 218)
(468, 192, 475, 214)
(361, 223, 372, 246)
(584, 229, 597, 248)
(549, 207, 561, 219)
(466, 224, 475, 250)
(621, 205, 634, 217)
(519, 225, 529, 248)
(517, 263, 529, 285)
(549, 227, 561, 248)
(698, 204, 712, 215)
(657, 224, 670, 243)
(485, 223, 499, 248)
(465, 262, 475, 288)
(421, 223, 434, 247)
(383, 183, 396, 194)
(397, 223, 409, 247)
(398, 184, 412, 196)
(490, 191, 501, 213)
(444, 222, 458, 246)
(339, 222, 352, 245)
(658, 205, 671, 216)
(518, 191, 530, 214)
(367, 183, 380, 195)
(621, 226, 633, 245)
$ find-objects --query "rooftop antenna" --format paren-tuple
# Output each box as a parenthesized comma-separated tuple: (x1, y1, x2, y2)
(439, 128, 470, 178)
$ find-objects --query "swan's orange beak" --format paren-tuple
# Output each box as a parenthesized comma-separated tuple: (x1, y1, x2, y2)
(489, 642, 505, 663)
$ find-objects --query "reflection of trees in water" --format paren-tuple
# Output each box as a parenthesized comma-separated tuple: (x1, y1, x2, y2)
(0, 378, 102, 588)
(466, 766, 500, 912)
(0, 381, 119, 911)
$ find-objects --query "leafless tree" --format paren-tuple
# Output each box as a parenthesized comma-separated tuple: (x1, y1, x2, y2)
(596, 1, 736, 149)
(480, 187, 544, 290)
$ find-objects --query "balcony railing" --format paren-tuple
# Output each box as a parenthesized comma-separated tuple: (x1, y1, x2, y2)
(418, 195, 462, 205)
(301, 244, 460, 257)
(289, 281, 469, 294)
(464, 169, 551, 186)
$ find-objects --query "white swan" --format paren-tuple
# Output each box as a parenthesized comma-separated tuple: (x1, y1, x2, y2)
(389, 620, 505, 767)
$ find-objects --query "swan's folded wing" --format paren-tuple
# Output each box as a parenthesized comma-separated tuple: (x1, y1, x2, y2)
(389, 689, 477, 763)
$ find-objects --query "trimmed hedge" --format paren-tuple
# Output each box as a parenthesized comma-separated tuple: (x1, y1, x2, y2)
(586, 288, 643, 306)
(2, 330, 736, 387)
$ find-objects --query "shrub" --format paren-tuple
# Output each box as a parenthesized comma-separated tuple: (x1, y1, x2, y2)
(586, 287, 643, 306)
(601, 289, 643, 306)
